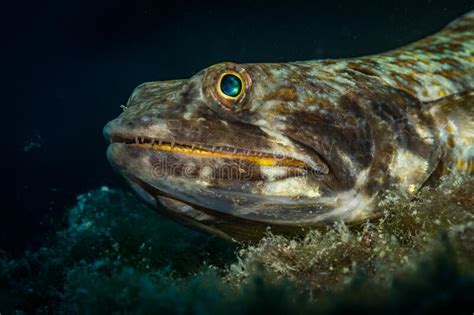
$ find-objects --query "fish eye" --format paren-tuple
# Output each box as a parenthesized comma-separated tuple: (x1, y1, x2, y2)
(219, 73, 244, 99)
(205, 63, 251, 110)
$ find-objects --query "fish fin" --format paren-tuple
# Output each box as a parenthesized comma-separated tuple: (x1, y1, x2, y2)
(428, 91, 474, 174)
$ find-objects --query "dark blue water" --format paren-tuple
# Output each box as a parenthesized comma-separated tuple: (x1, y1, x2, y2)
(6, 0, 474, 313)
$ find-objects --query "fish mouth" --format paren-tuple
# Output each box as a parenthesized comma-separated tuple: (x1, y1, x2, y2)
(105, 127, 336, 229)
(108, 134, 316, 171)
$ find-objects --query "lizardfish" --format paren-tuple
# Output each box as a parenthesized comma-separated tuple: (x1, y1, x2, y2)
(104, 11, 473, 241)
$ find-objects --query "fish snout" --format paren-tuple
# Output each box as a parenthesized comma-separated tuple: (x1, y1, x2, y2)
(103, 119, 115, 144)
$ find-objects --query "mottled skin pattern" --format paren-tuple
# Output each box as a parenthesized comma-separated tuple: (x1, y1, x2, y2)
(104, 12, 474, 241)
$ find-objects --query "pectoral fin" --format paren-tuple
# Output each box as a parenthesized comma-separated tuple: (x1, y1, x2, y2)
(428, 91, 474, 174)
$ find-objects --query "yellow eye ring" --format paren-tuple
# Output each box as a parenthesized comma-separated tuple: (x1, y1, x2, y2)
(204, 62, 252, 111)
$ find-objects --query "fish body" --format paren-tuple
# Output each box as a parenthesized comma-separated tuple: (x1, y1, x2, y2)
(104, 12, 474, 241)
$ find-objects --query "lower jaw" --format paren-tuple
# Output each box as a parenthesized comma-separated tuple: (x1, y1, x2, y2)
(156, 195, 238, 240)
(127, 176, 242, 240)
(126, 176, 285, 241)
(133, 176, 324, 242)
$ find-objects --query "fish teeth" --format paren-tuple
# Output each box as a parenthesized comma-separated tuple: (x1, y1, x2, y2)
(158, 139, 162, 145)
(135, 136, 139, 144)
(191, 143, 196, 150)
(150, 139, 155, 145)
(140, 136, 144, 143)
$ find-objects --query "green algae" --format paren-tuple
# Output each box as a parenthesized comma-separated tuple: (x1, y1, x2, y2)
(1, 176, 473, 314)
(229, 175, 474, 294)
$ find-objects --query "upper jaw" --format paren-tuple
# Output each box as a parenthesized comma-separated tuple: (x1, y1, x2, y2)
(103, 117, 329, 175)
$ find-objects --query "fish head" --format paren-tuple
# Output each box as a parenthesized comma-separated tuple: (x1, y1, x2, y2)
(104, 62, 380, 240)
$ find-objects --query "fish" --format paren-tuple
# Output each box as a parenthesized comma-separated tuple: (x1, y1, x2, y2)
(104, 11, 474, 241)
